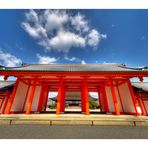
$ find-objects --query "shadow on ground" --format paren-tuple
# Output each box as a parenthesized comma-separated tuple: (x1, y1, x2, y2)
(0, 125, 148, 139)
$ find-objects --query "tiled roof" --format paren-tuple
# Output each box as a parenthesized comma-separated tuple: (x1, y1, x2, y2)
(0, 81, 15, 92)
(132, 82, 148, 93)
(0, 64, 148, 72)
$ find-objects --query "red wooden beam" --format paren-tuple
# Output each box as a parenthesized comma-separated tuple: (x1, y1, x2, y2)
(1, 71, 148, 78)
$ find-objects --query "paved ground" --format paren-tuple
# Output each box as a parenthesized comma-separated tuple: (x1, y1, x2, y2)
(0, 125, 148, 139)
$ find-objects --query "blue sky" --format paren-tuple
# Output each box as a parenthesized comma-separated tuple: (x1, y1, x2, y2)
(0, 9, 148, 68)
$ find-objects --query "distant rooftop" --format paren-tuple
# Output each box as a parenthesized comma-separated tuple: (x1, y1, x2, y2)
(132, 82, 148, 94)
(0, 81, 15, 92)
(0, 64, 148, 72)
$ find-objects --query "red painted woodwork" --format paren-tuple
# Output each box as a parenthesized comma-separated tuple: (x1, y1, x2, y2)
(81, 86, 86, 112)
(0, 66, 147, 116)
(83, 78, 90, 115)
(110, 80, 120, 115)
(56, 78, 64, 115)
(5, 79, 19, 114)
(2, 95, 9, 114)
(22, 85, 30, 112)
(127, 80, 139, 116)
(116, 82, 124, 113)
(26, 80, 37, 114)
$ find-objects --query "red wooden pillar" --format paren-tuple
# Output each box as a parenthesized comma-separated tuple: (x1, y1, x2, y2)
(26, 80, 37, 115)
(60, 85, 66, 113)
(5, 79, 19, 114)
(127, 80, 139, 116)
(60, 83, 65, 113)
(81, 87, 86, 113)
(56, 78, 63, 115)
(83, 78, 90, 115)
(110, 80, 120, 115)
(101, 86, 109, 112)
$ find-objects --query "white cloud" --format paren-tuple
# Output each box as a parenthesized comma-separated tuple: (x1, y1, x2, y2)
(88, 29, 107, 47)
(81, 60, 86, 64)
(101, 34, 107, 39)
(37, 53, 58, 64)
(89, 92, 98, 99)
(22, 10, 107, 52)
(43, 10, 69, 32)
(64, 55, 77, 62)
(0, 50, 22, 67)
(48, 92, 58, 98)
(49, 30, 85, 52)
(103, 62, 117, 64)
(71, 13, 89, 32)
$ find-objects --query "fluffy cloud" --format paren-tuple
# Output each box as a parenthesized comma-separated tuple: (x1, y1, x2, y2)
(89, 92, 98, 99)
(88, 29, 107, 47)
(71, 13, 89, 32)
(81, 60, 86, 64)
(64, 55, 78, 62)
(49, 30, 85, 52)
(37, 53, 58, 64)
(22, 10, 107, 52)
(0, 50, 22, 67)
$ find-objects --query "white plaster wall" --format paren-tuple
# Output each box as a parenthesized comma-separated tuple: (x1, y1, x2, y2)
(139, 99, 146, 115)
(118, 83, 135, 113)
(31, 86, 41, 111)
(143, 99, 148, 115)
(11, 81, 28, 112)
(105, 86, 115, 112)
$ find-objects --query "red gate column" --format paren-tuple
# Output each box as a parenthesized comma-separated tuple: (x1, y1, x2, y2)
(60, 85, 66, 113)
(83, 78, 90, 115)
(81, 86, 86, 113)
(110, 80, 120, 115)
(101, 86, 109, 112)
(127, 80, 139, 116)
(60, 82, 65, 113)
(5, 78, 19, 114)
(56, 78, 63, 115)
(26, 80, 37, 115)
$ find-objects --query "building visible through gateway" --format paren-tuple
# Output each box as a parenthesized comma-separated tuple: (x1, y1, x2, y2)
(0, 64, 148, 116)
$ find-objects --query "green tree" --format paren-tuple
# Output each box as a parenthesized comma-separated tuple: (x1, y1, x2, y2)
(89, 99, 98, 109)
